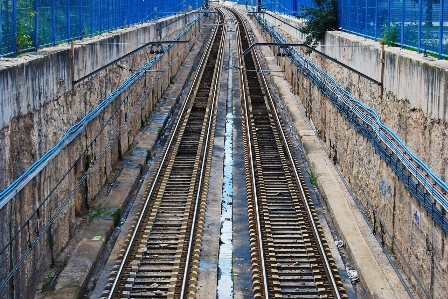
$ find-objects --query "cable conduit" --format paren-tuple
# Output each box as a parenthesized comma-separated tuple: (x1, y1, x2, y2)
(0, 14, 203, 209)
(259, 20, 448, 230)
(283, 59, 427, 297)
(0, 14, 205, 291)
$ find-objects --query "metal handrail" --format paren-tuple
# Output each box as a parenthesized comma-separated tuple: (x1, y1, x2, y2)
(0, 15, 203, 209)
(262, 20, 448, 215)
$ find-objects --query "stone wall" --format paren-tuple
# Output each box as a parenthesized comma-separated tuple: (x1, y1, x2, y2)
(0, 12, 202, 297)
(257, 12, 448, 299)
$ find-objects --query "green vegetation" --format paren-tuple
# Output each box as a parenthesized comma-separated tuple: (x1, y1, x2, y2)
(89, 207, 122, 227)
(88, 208, 103, 218)
(83, 25, 90, 36)
(111, 209, 121, 227)
(86, 153, 97, 169)
(157, 127, 163, 139)
(297, 0, 338, 48)
(310, 174, 318, 188)
(381, 24, 447, 59)
(16, 8, 35, 51)
(374, 215, 380, 232)
(381, 25, 398, 46)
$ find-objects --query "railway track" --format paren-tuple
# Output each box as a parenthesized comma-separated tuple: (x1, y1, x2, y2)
(100, 6, 348, 298)
(101, 11, 225, 299)
(230, 8, 348, 298)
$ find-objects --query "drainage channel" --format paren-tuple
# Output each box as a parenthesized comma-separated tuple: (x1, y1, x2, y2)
(216, 15, 235, 299)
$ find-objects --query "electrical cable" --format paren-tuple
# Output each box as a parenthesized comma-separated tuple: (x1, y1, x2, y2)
(0, 14, 203, 291)
(260, 18, 431, 298)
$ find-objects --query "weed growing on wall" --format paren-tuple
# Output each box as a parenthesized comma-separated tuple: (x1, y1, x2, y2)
(381, 25, 398, 46)
(310, 174, 318, 189)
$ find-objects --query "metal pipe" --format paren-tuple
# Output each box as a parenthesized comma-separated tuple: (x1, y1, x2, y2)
(239, 42, 381, 85)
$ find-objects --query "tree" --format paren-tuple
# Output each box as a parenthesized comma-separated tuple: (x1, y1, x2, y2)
(411, 0, 440, 27)
(297, 0, 338, 48)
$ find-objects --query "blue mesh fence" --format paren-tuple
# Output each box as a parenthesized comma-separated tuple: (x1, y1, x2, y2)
(236, 0, 313, 15)
(236, 0, 447, 59)
(339, 0, 448, 59)
(0, 0, 203, 57)
(2, 0, 445, 58)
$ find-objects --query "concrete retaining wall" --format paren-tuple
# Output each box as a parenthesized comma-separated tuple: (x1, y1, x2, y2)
(0, 12, 202, 297)
(258, 12, 448, 299)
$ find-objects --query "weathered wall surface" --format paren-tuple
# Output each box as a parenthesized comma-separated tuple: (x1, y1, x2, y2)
(0, 12, 202, 297)
(320, 33, 448, 184)
(258, 13, 448, 299)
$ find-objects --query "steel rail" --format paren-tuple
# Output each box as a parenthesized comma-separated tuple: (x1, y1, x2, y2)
(294, 42, 448, 213)
(233, 9, 270, 299)
(299, 44, 433, 298)
(285, 59, 419, 297)
(106, 18, 219, 299)
(179, 9, 225, 298)
(236, 8, 344, 297)
(293, 50, 432, 298)
(0, 39, 198, 292)
(238, 42, 380, 85)
(252, 35, 343, 299)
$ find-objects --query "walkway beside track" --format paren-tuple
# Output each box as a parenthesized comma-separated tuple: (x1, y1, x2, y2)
(243, 10, 410, 299)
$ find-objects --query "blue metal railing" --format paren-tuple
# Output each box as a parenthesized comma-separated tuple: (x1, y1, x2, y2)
(0, 0, 205, 57)
(244, 0, 447, 59)
(259, 19, 438, 296)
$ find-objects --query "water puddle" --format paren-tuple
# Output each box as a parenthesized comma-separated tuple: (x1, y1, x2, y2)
(217, 110, 234, 298)
(217, 22, 235, 298)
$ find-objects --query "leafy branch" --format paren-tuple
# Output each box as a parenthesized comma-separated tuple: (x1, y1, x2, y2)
(297, 0, 338, 48)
